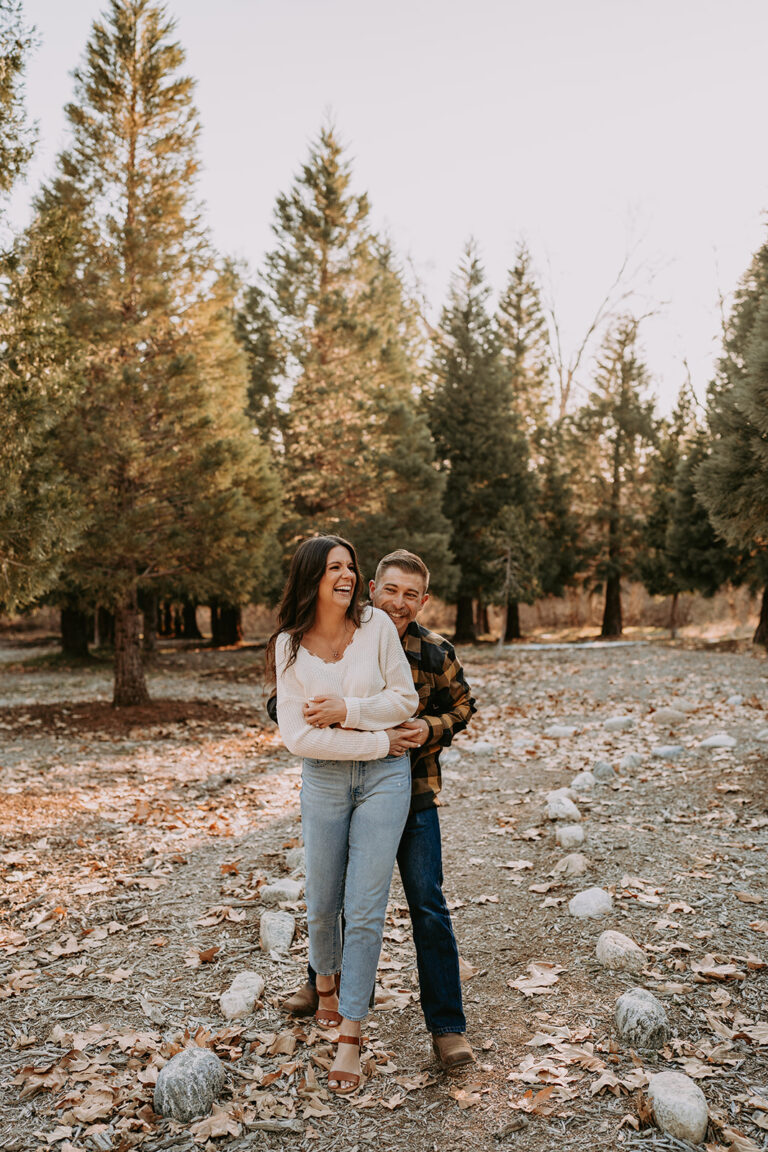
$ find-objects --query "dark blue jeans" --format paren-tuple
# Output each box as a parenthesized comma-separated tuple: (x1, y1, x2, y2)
(306, 806, 465, 1035)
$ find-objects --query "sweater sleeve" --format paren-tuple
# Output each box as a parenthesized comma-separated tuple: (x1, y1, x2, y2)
(275, 633, 390, 761)
(343, 611, 419, 730)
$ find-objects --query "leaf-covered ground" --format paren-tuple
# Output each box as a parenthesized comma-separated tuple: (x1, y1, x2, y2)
(1, 638, 767, 1152)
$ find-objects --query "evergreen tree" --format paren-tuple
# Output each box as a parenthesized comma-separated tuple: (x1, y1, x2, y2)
(427, 241, 528, 642)
(572, 317, 657, 637)
(262, 125, 453, 586)
(235, 280, 282, 446)
(535, 422, 580, 600)
(495, 241, 552, 638)
(696, 237, 768, 645)
(27, 0, 279, 702)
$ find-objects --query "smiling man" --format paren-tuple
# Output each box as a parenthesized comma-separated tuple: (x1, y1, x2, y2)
(279, 548, 477, 1071)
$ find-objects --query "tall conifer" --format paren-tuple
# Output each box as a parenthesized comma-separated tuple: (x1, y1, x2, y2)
(27, 0, 279, 701)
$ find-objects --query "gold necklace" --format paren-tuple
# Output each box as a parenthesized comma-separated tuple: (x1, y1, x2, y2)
(330, 621, 350, 659)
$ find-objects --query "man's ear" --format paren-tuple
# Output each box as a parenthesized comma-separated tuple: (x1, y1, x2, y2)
(419, 593, 430, 612)
(369, 579, 376, 598)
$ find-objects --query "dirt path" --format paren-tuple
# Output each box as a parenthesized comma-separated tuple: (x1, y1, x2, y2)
(1, 640, 767, 1152)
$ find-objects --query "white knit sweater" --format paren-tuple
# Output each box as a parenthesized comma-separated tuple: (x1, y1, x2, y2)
(275, 607, 419, 761)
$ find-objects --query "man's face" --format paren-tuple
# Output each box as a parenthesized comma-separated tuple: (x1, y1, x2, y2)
(370, 566, 429, 637)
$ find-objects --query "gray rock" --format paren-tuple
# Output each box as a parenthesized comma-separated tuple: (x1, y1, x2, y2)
(726, 694, 743, 707)
(570, 771, 595, 793)
(604, 716, 634, 731)
(651, 744, 684, 760)
(441, 747, 462, 766)
(614, 987, 669, 1049)
(219, 971, 265, 1020)
(259, 910, 295, 955)
(647, 1071, 708, 1144)
(467, 740, 496, 755)
(546, 792, 581, 822)
(568, 886, 612, 918)
(596, 930, 646, 972)
(651, 707, 687, 726)
(261, 879, 304, 905)
(592, 760, 616, 782)
(699, 732, 736, 749)
(154, 1046, 225, 1121)
(544, 724, 578, 738)
(284, 846, 305, 873)
(758, 728, 768, 742)
(551, 852, 589, 877)
(620, 752, 644, 771)
(555, 823, 585, 849)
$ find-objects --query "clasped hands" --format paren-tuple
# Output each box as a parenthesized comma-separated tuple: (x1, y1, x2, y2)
(302, 695, 429, 753)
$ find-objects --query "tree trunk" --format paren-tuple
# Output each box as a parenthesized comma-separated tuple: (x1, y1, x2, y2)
(211, 603, 242, 647)
(160, 601, 173, 637)
(601, 575, 622, 638)
(172, 604, 183, 638)
(61, 607, 90, 659)
(505, 599, 521, 641)
(141, 590, 158, 657)
(454, 595, 477, 644)
(113, 590, 150, 706)
(182, 598, 203, 640)
(668, 591, 679, 640)
(753, 585, 768, 648)
(97, 606, 115, 647)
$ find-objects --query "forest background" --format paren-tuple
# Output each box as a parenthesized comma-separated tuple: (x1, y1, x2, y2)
(2, 0, 768, 705)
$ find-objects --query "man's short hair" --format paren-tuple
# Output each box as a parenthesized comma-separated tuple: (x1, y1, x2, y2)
(374, 549, 430, 592)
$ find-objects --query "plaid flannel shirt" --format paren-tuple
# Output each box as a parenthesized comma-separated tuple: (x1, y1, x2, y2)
(402, 620, 476, 812)
(266, 619, 476, 812)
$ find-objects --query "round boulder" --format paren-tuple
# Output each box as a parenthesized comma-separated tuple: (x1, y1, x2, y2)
(568, 886, 612, 918)
(614, 987, 669, 1049)
(647, 1071, 708, 1144)
(154, 1046, 225, 1121)
(596, 930, 646, 972)
(556, 823, 585, 849)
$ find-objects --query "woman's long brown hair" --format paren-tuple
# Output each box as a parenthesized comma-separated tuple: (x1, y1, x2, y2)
(265, 535, 364, 683)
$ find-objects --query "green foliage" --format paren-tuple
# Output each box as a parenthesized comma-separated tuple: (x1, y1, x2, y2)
(427, 241, 530, 605)
(260, 124, 453, 589)
(496, 241, 553, 442)
(0, 0, 35, 200)
(535, 423, 580, 598)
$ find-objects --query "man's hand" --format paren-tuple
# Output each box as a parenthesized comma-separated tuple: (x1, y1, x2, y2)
(398, 719, 429, 746)
(303, 695, 346, 728)
(387, 724, 424, 755)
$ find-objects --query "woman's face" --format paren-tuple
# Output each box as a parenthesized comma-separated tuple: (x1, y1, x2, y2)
(316, 545, 357, 614)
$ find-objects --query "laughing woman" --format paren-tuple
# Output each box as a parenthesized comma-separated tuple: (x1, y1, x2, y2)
(267, 536, 418, 1094)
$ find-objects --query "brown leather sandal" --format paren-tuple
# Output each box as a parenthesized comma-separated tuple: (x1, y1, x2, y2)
(328, 1033, 361, 1095)
(314, 973, 341, 1028)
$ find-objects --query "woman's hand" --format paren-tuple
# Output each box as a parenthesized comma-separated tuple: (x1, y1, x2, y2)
(387, 723, 425, 755)
(303, 695, 347, 728)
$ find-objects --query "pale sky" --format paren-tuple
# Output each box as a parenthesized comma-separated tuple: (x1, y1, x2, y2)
(9, 0, 768, 412)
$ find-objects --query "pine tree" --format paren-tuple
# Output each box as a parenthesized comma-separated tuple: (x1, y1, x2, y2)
(696, 238, 768, 645)
(27, 0, 279, 702)
(573, 317, 657, 637)
(262, 124, 453, 586)
(427, 241, 528, 642)
(535, 422, 580, 600)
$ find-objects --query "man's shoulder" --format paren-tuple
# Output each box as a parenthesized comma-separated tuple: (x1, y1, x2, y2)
(404, 621, 457, 668)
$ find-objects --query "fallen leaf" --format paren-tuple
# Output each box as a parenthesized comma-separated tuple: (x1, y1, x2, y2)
(509, 962, 564, 997)
(735, 892, 763, 905)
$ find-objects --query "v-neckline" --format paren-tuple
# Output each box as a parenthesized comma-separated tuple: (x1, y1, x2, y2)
(299, 624, 359, 665)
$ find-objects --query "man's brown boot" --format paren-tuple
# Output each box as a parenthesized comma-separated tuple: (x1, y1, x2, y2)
(281, 980, 318, 1016)
(432, 1033, 475, 1071)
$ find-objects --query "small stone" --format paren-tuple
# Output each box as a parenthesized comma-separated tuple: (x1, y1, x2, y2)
(551, 852, 589, 877)
(651, 707, 687, 726)
(620, 752, 644, 771)
(259, 910, 295, 955)
(442, 747, 462, 765)
(758, 728, 768, 742)
(546, 793, 581, 822)
(467, 740, 496, 755)
(284, 846, 305, 873)
(219, 971, 265, 1019)
(568, 886, 612, 918)
(544, 724, 578, 738)
(614, 987, 669, 1049)
(154, 1046, 225, 1121)
(261, 879, 304, 905)
(592, 760, 616, 782)
(604, 716, 634, 731)
(555, 823, 585, 849)
(726, 694, 743, 707)
(596, 930, 646, 971)
(651, 744, 684, 760)
(699, 732, 736, 749)
(570, 771, 595, 792)
(647, 1071, 708, 1144)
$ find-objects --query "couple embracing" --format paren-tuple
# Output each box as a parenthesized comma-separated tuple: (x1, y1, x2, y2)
(266, 537, 476, 1094)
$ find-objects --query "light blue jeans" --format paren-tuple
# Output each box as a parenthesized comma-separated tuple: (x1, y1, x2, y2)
(300, 752, 411, 1021)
